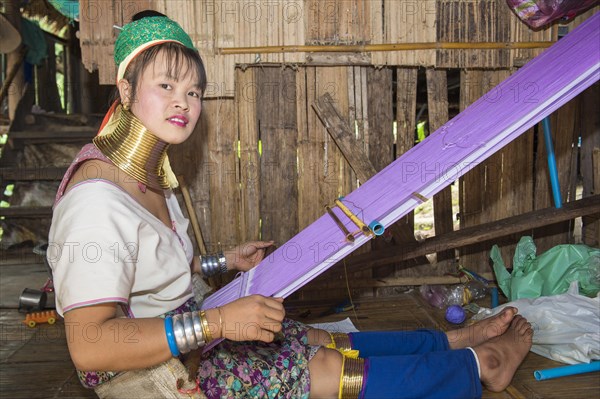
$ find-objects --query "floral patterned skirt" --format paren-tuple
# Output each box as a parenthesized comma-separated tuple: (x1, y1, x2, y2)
(197, 318, 319, 399)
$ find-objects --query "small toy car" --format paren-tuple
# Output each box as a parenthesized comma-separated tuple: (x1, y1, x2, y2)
(22, 310, 58, 328)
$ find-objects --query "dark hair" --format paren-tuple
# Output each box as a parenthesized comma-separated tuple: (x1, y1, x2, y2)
(132, 10, 167, 20)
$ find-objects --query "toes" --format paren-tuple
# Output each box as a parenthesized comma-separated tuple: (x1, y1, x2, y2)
(504, 306, 518, 315)
(521, 321, 533, 336)
(511, 316, 534, 338)
(499, 307, 518, 322)
(510, 316, 526, 331)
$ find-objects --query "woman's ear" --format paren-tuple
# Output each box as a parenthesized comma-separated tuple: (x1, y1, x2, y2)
(117, 79, 132, 108)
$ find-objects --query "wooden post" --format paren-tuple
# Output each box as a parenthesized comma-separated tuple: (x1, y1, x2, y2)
(426, 69, 454, 263)
(0, 48, 25, 107)
(581, 83, 600, 247)
(5, 0, 24, 121)
(257, 67, 299, 243)
(178, 175, 207, 254)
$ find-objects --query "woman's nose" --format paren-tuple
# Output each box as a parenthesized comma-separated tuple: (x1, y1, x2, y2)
(174, 94, 189, 111)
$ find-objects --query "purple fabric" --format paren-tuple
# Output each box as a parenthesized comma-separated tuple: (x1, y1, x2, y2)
(203, 12, 600, 311)
(507, 0, 599, 28)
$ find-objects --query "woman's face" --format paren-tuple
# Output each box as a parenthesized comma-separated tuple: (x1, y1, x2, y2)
(121, 52, 202, 144)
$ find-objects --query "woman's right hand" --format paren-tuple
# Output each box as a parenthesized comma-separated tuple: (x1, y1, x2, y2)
(215, 295, 285, 343)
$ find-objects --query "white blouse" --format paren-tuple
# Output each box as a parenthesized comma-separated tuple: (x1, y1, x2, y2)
(48, 179, 194, 318)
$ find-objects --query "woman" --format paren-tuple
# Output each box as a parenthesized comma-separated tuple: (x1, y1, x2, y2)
(48, 11, 533, 399)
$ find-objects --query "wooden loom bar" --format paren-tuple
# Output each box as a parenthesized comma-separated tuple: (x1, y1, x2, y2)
(218, 42, 555, 55)
(317, 194, 600, 283)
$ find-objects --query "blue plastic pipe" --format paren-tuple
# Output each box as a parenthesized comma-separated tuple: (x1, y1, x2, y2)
(534, 361, 600, 381)
(490, 287, 499, 308)
(542, 116, 563, 208)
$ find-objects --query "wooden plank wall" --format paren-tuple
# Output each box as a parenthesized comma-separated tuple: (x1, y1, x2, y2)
(79, 0, 561, 96)
(458, 69, 535, 271)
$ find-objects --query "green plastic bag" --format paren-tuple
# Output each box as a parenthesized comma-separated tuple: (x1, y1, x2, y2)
(491, 236, 600, 301)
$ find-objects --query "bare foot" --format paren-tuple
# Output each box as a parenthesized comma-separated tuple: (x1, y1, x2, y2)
(474, 315, 533, 392)
(447, 306, 518, 349)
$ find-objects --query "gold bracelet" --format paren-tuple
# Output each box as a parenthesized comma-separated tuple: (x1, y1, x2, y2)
(339, 356, 365, 399)
(329, 332, 353, 352)
(199, 310, 213, 343)
(217, 307, 224, 339)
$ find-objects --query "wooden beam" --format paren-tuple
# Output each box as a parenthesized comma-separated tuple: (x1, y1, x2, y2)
(0, 206, 52, 218)
(7, 127, 96, 147)
(313, 93, 378, 184)
(219, 41, 555, 55)
(8, 127, 96, 140)
(344, 194, 600, 270)
(0, 167, 67, 181)
(306, 273, 495, 290)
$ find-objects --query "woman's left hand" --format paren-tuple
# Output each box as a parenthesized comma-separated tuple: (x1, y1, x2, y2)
(225, 241, 275, 272)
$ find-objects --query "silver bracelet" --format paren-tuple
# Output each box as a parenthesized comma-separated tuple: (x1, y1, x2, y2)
(200, 253, 228, 277)
(182, 312, 198, 350)
(192, 311, 206, 346)
(172, 314, 190, 354)
(200, 254, 216, 277)
(217, 251, 228, 274)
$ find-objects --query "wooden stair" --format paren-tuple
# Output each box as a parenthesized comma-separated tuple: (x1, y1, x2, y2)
(6, 126, 96, 148)
(0, 206, 53, 218)
(1, 111, 95, 249)
(0, 167, 68, 181)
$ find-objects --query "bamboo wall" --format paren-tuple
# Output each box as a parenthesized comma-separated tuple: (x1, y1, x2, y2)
(79, 1, 599, 301)
(79, 0, 557, 95)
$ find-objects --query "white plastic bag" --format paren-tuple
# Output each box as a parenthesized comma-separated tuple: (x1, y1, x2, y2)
(473, 282, 600, 364)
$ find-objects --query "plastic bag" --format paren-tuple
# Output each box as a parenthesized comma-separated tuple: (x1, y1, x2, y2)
(491, 236, 600, 301)
(473, 282, 600, 364)
(506, 0, 599, 28)
(420, 280, 488, 309)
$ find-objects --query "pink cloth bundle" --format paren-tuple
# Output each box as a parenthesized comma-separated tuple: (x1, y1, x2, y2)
(507, 0, 598, 28)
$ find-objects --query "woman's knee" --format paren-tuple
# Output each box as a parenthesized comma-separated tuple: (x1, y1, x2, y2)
(308, 348, 343, 397)
(314, 347, 342, 367)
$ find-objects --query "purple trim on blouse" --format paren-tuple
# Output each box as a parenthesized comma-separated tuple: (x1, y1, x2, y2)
(63, 297, 129, 313)
(120, 303, 135, 318)
(54, 143, 108, 206)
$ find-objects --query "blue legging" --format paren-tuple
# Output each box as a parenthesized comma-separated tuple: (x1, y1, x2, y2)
(348, 330, 482, 399)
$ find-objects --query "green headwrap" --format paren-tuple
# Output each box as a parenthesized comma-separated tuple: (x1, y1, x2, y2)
(114, 16, 195, 74)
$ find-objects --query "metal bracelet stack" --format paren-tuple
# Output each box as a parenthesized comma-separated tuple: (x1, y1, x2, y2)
(199, 251, 228, 277)
(167, 311, 211, 355)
